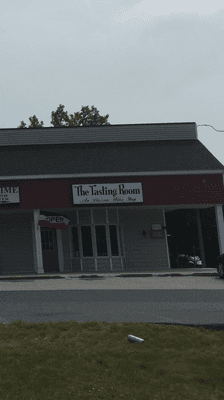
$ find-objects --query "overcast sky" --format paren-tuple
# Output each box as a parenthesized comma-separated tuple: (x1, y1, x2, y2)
(1, 1, 224, 165)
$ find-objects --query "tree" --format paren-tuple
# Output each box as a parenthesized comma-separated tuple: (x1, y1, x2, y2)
(51, 104, 110, 127)
(17, 105, 110, 128)
(17, 115, 44, 128)
(17, 121, 27, 128)
(50, 104, 67, 128)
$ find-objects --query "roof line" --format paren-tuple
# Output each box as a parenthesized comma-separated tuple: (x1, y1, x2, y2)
(1, 122, 196, 130)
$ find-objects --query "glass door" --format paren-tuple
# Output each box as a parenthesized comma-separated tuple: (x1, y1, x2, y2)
(41, 228, 59, 272)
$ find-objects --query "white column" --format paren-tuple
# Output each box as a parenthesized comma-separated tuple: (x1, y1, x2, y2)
(31, 221, 38, 273)
(33, 209, 44, 274)
(56, 229, 64, 272)
(215, 205, 224, 255)
(163, 209, 171, 269)
(91, 208, 97, 272)
(77, 209, 83, 272)
(105, 208, 113, 272)
(117, 208, 123, 270)
(196, 209, 206, 268)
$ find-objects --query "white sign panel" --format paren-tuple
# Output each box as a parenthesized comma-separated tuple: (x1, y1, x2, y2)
(72, 182, 143, 204)
(152, 224, 162, 231)
(0, 187, 20, 203)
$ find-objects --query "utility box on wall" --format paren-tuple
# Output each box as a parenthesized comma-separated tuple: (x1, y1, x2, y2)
(150, 224, 165, 239)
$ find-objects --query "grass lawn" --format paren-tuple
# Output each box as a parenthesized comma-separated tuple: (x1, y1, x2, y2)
(0, 319, 224, 399)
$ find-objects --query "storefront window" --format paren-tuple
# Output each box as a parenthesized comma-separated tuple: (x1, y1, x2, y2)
(81, 226, 93, 257)
(72, 226, 80, 257)
(109, 225, 119, 256)
(95, 225, 108, 256)
(72, 218, 122, 259)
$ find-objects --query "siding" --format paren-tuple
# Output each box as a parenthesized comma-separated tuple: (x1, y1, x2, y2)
(0, 212, 34, 275)
(119, 208, 168, 271)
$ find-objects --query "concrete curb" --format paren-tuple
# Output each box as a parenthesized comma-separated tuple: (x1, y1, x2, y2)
(0, 269, 219, 280)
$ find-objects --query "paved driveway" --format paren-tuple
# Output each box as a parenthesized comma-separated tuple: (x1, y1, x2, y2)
(0, 273, 224, 331)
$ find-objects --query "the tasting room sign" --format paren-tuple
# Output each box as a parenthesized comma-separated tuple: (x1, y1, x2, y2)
(0, 187, 20, 204)
(72, 182, 143, 204)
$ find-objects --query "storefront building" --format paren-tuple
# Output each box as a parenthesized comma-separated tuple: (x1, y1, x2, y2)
(0, 122, 224, 275)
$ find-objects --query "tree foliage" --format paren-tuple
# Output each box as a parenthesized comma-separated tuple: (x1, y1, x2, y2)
(17, 105, 110, 128)
(17, 115, 44, 129)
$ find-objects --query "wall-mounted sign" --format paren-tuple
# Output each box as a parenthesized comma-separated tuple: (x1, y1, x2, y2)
(150, 224, 165, 239)
(0, 187, 20, 204)
(72, 182, 143, 204)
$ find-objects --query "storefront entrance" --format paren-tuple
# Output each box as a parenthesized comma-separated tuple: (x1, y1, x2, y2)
(70, 208, 124, 272)
(72, 224, 120, 257)
(165, 209, 201, 268)
(41, 227, 59, 273)
(165, 206, 219, 269)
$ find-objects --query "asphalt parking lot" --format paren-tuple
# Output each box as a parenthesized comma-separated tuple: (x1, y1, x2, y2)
(0, 268, 224, 331)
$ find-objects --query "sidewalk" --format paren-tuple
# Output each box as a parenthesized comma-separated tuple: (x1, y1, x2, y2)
(0, 268, 218, 280)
